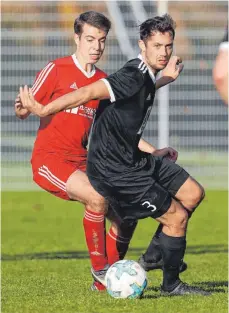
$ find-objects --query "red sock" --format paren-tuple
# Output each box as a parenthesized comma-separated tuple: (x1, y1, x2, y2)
(83, 209, 108, 271)
(106, 221, 138, 265)
(106, 227, 130, 265)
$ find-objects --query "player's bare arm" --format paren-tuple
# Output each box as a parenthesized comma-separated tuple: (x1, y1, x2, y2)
(138, 139, 178, 162)
(138, 138, 157, 154)
(156, 56, 184, 90)
(14, 93, 31, 120)
(19, 81, 110, 117)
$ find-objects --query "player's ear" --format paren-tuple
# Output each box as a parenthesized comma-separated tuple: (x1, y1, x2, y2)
(74, 33, 80, 46)
(138, 40, 146, 52)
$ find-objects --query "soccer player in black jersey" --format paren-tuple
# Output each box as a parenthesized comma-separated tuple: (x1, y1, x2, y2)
(213, 26, 228, 105)
(19, 14, 209, 295)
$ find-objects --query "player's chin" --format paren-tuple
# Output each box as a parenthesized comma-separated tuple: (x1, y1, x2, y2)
(89, 55, 101, 64)
(156, 63, 167, 70)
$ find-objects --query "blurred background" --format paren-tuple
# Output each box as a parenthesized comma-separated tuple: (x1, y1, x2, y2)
(1, 0, 228, 191)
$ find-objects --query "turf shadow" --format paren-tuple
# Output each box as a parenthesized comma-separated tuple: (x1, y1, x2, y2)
(1, 244, 228, 261)
(1, 250, 89, 261)
(145, 280, 228, 296)
(194, 280, 228, 293)
(129, 244, 228, 255)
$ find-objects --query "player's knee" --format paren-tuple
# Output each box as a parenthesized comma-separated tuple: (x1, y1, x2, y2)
(185, 183, 205, 210)
(88, 197, 108, 214)
(66, 179, 81, 200)
(190, 184, 205, 208)
(174, 207, 188, 230)
(167, 201, 188, 231)
(199, 186, 205, 203)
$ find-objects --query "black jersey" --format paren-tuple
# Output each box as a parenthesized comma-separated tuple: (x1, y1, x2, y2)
(87, 57, 156, 178)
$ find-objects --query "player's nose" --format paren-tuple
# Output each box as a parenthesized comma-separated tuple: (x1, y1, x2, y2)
(93, 41, 101, 51)
(160, 46, 167, 56)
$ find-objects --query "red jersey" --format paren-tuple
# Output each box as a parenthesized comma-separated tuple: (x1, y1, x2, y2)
(31, 54, 107, 162)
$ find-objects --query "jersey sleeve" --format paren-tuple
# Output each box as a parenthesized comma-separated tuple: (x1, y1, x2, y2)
(101, 62, 146, 103)
(95, 99, 111, 120)
(31, 62, 57, 105)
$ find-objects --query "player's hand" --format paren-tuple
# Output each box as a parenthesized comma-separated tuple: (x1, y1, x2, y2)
(19, 85, 45, 117)
(14, 93, 30, 119)
(161, 56, 184, 82)
(152, 147, 178, 162)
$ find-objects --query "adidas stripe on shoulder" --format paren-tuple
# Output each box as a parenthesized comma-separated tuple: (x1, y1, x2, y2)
(32, 62, 55, 95)
(138, 61, 148, 74)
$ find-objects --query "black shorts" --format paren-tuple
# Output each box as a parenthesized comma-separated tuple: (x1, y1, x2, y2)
(87, 156, 189, 223)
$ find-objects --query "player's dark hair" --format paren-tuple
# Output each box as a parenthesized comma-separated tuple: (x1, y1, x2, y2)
(74, 11, 111, 35)
(140, 14, 176, 42)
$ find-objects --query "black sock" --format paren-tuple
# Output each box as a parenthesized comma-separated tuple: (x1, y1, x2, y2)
(143, 223, 163, 262)
(118, 220, 138, 259)
(159, 232, 186, 291)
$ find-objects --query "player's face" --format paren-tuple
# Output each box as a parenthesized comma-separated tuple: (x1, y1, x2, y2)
(74, 23, 107, 64)
(139, 31, 174, 73)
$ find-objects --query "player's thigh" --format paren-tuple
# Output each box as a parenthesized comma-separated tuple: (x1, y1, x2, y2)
(66, 169, 108, 210)
(32, 156, 79, 200)
(113, 180, 172, 222)
(153, 156, 190, 197)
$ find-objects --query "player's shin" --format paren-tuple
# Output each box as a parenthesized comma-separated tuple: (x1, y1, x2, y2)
(159, 232, 186, 291)
(142, 223, 163, 262)
(83, 207, 108, 271)
(106, 220, 138, 265)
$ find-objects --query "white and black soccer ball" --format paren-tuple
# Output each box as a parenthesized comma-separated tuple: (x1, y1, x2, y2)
(105, 260, 147, 299)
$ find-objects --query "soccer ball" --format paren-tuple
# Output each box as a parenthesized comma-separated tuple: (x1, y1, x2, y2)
(105, 260, 147, 299)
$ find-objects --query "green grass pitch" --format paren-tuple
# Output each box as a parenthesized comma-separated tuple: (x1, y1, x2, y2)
(2, 190, 228, 313)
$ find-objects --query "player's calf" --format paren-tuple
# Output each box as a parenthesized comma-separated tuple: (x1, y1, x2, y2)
(106, 218, 138, 265)
(157, 200, 189, 292)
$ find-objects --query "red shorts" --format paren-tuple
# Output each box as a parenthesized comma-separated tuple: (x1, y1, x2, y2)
(32, 154, 86, 200)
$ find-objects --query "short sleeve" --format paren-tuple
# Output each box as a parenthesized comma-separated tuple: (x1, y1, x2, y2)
(31, 62, 57, 105)
(102, 63, 146, 102)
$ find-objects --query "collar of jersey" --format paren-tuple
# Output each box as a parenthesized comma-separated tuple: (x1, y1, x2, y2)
(71, 54, 96, 78)
(138, 54, 156, 83)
